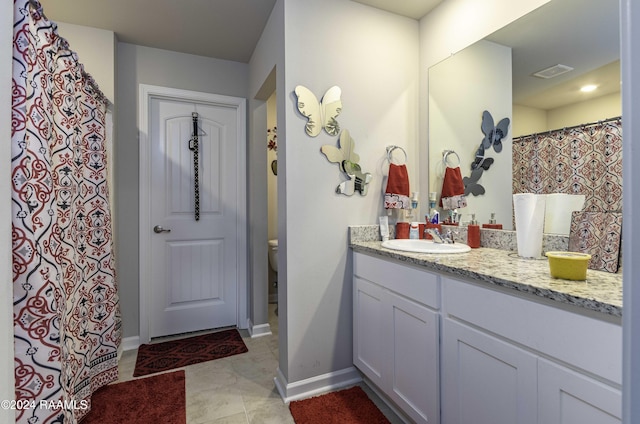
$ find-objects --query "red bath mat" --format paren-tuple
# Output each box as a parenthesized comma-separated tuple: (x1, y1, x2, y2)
(83, 370, 186, 424)
(133, 328, 248, 377)
(289, 386, 390, 424)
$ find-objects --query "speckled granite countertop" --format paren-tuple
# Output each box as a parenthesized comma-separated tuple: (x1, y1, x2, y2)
(350, 227, 622, 318)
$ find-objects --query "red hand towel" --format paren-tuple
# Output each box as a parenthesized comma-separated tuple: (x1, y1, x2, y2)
(384, 164, 410, 209)
(439, 166, 467, 210)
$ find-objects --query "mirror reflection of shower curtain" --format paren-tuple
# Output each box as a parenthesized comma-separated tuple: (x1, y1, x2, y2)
(11, 1, 120, 423)
(512, 118, 622, 213)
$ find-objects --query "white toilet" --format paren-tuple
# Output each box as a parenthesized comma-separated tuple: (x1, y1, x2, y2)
(268, 239, 278, 273)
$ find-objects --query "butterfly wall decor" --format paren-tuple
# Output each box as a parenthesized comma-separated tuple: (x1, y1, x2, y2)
(321, 129, 372, 196)
(481, 110, 509, 154)
(294, 85, 342, 137)
(463, 168, 486, 196)
(464, 110, 510, 196)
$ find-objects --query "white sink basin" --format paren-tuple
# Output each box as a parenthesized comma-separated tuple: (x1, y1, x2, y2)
(381, 239, 471, 254)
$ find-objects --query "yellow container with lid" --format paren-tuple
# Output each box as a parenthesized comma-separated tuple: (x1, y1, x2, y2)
(545, 251, 591, 281)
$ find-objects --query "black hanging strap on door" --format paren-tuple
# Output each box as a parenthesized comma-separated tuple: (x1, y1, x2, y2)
(189, 112, 200, 221)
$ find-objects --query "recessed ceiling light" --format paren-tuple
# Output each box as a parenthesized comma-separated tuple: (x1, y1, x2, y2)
(580, 84, 598, 93)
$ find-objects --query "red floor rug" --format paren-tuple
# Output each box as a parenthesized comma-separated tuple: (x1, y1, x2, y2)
(133, 328, 248, 377)
(83, 370, 186, 424)
(289, 386, 391, 424)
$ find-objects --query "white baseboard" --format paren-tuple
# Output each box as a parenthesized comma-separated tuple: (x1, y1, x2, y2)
(248, 321, 272, 338)
(274, 366, 362, 403)
(122, 336, 140, 352)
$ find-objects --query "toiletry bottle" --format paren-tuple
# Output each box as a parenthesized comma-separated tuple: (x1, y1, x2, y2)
(430, 210, 440, 224)
(467, 214, 481, 248)
(409, 222, 420, 239)
(445, 209, 460, 226)
(407, 192, 419, 220)
(379, 216, 390, 241)
(428, 192, 439, 224)
(411, 192, 419, 210)
(482, 212, 503, 229)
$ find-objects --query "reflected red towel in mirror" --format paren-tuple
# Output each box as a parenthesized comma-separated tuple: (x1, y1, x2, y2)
(439, 166, 467, 210)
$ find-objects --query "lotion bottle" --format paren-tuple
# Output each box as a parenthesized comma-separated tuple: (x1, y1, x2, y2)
(379, 216, 390, 241)
(467, 214, 481, 248)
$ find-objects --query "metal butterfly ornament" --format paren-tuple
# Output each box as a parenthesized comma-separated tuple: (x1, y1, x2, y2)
(294, 85, 342, 137)
(464, 111, 510, 196)
(481, 110, 510, 153)
(463, 168, 486, 196)
(321, 130, 372, 196)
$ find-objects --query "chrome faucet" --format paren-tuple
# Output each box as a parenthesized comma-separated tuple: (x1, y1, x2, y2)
(426, 228, 455, 244)
(426, 228, 445, 243)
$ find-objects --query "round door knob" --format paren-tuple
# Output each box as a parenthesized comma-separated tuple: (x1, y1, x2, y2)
(153, 225, 171, 233)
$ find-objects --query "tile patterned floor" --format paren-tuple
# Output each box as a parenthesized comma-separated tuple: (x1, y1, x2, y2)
(117, 304, 404, 424)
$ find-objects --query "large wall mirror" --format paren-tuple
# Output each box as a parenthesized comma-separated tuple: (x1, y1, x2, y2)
(428, 0, 620, 230)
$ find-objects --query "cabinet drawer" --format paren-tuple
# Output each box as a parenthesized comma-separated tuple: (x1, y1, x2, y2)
(353, 252, 440, 309)
(443, 277, 622, 385)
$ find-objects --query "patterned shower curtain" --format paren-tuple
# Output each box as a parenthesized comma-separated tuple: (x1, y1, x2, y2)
(512, 118, 623, 212)
(11, 1, 121, 423)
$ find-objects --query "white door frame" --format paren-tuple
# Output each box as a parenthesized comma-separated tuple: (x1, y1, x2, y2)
(138, 84, 247, 343)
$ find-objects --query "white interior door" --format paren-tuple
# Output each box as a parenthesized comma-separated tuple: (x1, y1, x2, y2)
(147, 96, 239, 338)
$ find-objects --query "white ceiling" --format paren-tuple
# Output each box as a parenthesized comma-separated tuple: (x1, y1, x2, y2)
(486, 0, 620, 110)
(351, 0, 442, 20)
(355, 0, 620, 111)
(40, 0, 619, 111)
(39, 0, 277, 63)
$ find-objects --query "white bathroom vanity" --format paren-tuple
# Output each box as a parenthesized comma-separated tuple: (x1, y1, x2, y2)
(351, 237, 622, 424)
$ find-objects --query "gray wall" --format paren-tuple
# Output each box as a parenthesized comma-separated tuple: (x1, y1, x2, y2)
(116, 43, 250, 338)
(248, 0, 285, 366)
(281, 0, 419, 386)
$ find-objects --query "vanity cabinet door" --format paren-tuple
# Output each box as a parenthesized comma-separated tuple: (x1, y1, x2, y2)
(538, 359, 621, 424)
(442, 318, 537, 424)
(385, 290, 439, 424)
(353, 276, 385, 387)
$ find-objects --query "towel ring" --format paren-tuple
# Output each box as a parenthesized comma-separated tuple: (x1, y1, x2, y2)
(443, 150, 461, 168)
(386, 145, 407, 165)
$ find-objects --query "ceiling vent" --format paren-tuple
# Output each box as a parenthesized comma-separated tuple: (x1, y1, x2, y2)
(532, 64, 574, 79)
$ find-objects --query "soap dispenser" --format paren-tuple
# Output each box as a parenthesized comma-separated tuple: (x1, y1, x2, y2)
(482, 212, 503, 229)
(467, 214, 480, 248)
